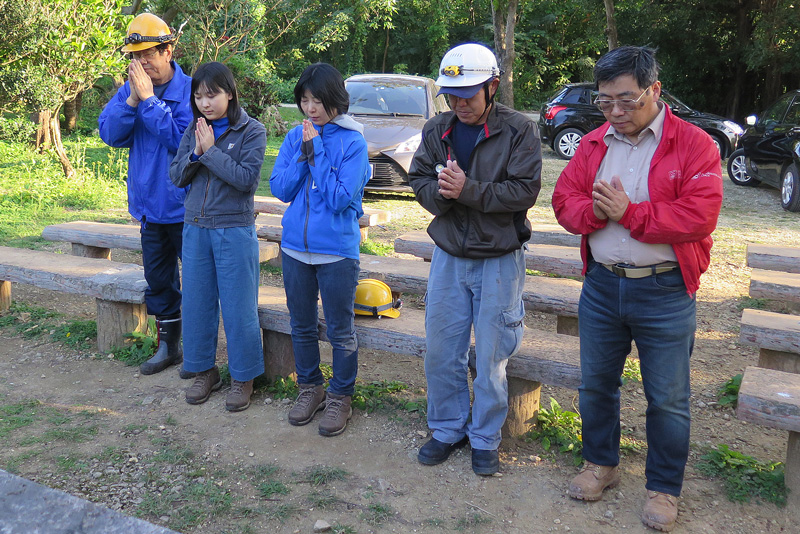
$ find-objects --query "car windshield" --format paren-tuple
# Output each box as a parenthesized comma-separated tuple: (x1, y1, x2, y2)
(347, 80, 427, 116)
(661, 91, 690, 111)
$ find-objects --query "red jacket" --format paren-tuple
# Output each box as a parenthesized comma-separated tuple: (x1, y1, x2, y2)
(552, 105, 723, 295)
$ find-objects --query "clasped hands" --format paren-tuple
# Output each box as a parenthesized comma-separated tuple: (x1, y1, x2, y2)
(193, 118, 215, 157)
(438, 159, 466, 199)
(592, 175, 630, 221)
(125, 60, 154, 107)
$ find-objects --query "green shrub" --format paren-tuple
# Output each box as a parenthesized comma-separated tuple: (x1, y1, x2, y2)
(697, 444, 786, 506)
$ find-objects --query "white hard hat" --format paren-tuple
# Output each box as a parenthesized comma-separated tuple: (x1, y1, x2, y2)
(435, 43, 500, 98)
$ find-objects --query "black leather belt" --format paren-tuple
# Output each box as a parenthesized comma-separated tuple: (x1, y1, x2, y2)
(602, 261, 679, 279)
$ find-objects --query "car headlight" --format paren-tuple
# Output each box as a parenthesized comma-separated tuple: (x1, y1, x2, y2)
(395, 133, 422, 154)
(723, 120, 744, 135)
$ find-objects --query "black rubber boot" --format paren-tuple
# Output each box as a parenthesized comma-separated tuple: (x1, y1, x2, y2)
(140, 315, 188, 376)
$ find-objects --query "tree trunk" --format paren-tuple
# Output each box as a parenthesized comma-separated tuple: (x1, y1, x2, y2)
(491, 0, 518, 108)
(603, 0, 619, 51)
(382, 27, 390, 73)
(36, 106, 75, 178)
(63, 92, 83, 133)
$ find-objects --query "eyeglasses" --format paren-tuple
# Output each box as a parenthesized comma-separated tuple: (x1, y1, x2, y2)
(128, 48, 160, 61)
(594, 87, 650, 113)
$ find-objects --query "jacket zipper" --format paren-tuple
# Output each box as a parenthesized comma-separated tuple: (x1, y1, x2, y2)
(199, 125, 233, 217)
(303, 125, 320, 251)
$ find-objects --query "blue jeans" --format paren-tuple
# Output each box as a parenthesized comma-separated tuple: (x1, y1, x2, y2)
(181, 225, 264, 382)
(282, 254, 360, 396)
(140, 221, 183, 317)
(424, 247, 525, 451)
(578, 260, 696, 496)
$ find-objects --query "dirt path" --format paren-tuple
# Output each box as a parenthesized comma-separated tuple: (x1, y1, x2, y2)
(1, 154, 797, 533)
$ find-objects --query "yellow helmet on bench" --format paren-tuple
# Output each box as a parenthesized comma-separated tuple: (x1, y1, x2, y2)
(354, 279, 401, 318)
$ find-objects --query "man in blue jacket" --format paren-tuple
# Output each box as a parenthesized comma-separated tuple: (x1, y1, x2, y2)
(99, 13, 192, 377)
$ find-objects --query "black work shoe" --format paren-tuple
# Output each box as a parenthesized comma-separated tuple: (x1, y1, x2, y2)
(472, 448, 500, 476)
(417, 436, 469, 466)
(140, 315, 183, 375)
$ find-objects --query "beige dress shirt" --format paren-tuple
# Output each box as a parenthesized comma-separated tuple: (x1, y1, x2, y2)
(588, 104, 678, 266)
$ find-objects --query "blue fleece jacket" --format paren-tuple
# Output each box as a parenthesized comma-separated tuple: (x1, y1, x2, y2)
(98, 61, 193, 224)
(270, 115, 370, 259)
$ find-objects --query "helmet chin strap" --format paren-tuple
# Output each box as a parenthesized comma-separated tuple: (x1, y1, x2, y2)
(480, 80, 496, 120)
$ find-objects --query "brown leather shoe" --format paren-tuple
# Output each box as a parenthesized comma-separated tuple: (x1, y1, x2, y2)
(567, 461, 620, 501)
(185, 366, 222, 405)
(318, 393, 352, 437)
(288, 384, 326, 426)
(641, 490, 678, 532)
(226, 379, 254, 412)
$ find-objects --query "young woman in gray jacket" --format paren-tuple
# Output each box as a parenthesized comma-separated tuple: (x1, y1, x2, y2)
(170, 62, 267, 412)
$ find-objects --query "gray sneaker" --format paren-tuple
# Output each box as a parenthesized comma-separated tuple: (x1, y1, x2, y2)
(318, 393, 352, 437)
(185, 366, 222, 405)
(288, 384, 326, 426)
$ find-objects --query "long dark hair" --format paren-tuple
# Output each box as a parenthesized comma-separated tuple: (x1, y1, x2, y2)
(190, 61, 241, 125)
(293, 63, 349, 119)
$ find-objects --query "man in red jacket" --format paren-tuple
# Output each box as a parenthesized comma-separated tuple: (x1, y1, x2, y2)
(552, 46, 723, 532)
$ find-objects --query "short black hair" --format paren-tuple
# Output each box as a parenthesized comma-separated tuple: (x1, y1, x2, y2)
(294, 63, 349, 119)
(594, 46, 660, 90)
(190, 61, 241, 125)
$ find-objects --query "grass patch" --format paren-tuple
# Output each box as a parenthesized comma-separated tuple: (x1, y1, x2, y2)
(55, 454, 88, 473)
(4, 450, 41, 474)
(259, 263, 283, 275)
(525, 397, 583, 465)
(252, 462, 281, 482)
(262, 503, 302, 521)
(305, 465, 348, 486)
(360, 239, 394, 256)
(455, 512, 492, 530)
(113, 318, 158, 365)
(266, 376, 298, 399)
(257, 480, 291, 498)
(152, 446, 195, 464)
(0, 399, 41, 439)
(332, 525, 357, 534)
(41, 424, 99, 443)
(697, 444, 786, 506)
(51, 320, 96, 350)
(306, 489, 339, 509)
(361, 502, 394, 525)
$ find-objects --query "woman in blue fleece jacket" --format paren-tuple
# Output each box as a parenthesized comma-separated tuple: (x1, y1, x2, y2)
(270, 63, 370, 437)
(170, 62, 267, 412)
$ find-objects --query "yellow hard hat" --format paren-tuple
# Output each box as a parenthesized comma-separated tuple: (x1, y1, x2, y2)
(121, 13, 176, 53)
(354, 279, 401, 318)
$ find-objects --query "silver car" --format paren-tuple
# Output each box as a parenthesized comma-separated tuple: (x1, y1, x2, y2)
(345, 74, 450, 192)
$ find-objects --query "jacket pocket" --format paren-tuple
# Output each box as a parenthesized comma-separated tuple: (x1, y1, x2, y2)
(498, 300, 525, 360)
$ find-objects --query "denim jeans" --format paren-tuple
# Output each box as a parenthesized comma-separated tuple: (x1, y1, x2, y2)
(140, 221, 183, 317)
(424, 247, 525, 451)
(281, 253, 360, 396)
(181, 225, 264, 382)
(578, 259, 696, 496)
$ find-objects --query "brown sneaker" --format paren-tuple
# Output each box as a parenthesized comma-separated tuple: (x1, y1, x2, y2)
(641, 490, 678, 532)
(185, 366, 222, 405)
(226, 379, 254, 412)
(288, 384, 326, 426)
(318, 393, 352, 437)
(567, 461, 620, 501)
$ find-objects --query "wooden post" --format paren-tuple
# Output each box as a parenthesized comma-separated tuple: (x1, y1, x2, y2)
(360, 227, 369, 242)
(557, 316, 579, 337)
(72, 243, 111, 260)
(0, 280, 10, 311)
(759, 348, 800, 374)
(263, 330, 297, 383)
(95, 299, 147, 352)
(787, 431, 800, 515)
(503, 376, 541, 437)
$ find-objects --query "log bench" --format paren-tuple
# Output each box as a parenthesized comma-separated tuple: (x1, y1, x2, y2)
(747, 244, 800, 274)
(41, 221, 280, 263)
(256, 285, 581, 436)
(736, 365, 800, 510)
(253, 195, 391, 241)
(527, 223, 581, 247)
(394, 230, 583, 278)
(749, 268, 800, 305)
(0, 246, 147, 351)
(740, 309, 800, 373)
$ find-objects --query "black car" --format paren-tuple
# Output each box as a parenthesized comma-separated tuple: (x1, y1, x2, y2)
(727, 89, 800, 212)
(538, 82, 743, 159)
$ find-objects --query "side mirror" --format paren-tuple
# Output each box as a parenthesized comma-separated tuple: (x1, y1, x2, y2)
(745, 115, 757, 126)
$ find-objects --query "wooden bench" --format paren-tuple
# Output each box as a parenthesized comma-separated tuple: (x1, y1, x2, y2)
(41, 221, 280, 263)
(253, 195, 391, 240)
(749, 268, 800, 305)
(0, 246, 147, 351)
(736, 365, 800, 510)
(528, 223, 581, 247)
(256, 285, 581, 436)
(394, 231, 583, 278)
(740, 309, 800, 373)
(747, 244, 800, 274)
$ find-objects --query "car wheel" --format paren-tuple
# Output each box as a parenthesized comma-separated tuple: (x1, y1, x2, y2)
(781, 164, 800, 212)
(554, 128, 583, 160)
(726, 148, 759, 186)
(710, 134, 724, 159)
